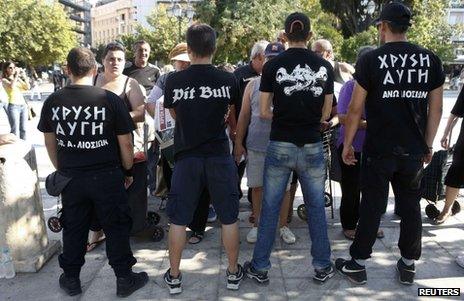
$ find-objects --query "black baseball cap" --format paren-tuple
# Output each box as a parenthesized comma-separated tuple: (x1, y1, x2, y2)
(284, 12, 311, 35)
(264, 42, 285, 58)
(374, 2, 412, 26)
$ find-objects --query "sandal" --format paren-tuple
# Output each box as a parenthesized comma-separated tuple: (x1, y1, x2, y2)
(343, 229, 356, 240)
(188, 232, 204, 245)
(86, 235, 106, 252)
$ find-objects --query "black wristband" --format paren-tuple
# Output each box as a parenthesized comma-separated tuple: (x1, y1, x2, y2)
(123, 167, 133, 177)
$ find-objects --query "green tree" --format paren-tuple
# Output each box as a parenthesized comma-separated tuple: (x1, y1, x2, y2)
(194, 0, 344, 63)
(409, 0, 457, 61)
(340, 27, 378, 63)
(0, 0, 77, 67)
(118, 5, 188, 64)
(320, 0, 414, 37)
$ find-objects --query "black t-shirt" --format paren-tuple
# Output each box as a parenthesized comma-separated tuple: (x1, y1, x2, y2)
(38, 85, 135, 173)
(123, 63, 160, 94)
(355, 41, 445, 156)
(260, 48, 334, 145)
(164, 64, 238, 160)
(233, 63, 259, 119)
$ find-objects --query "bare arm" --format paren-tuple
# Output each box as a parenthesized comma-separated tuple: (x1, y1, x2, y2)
(227, 105, 237, 137)
(339, 114, 367, 129)
(117, 133, 134, 170)
(320, 93, 333, 122)
(235, 81, 253, 148)
(259, 91, 273, 120)
(44, 132, 58, 169)
(127, 78, 145, 123)
(169, 108, 176, 120)
(425, 86, 443, 149)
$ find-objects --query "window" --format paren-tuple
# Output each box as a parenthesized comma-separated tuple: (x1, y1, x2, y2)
(121, 14, 125, 21)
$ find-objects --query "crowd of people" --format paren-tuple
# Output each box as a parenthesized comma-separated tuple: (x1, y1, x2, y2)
(0, 1, 462, 298)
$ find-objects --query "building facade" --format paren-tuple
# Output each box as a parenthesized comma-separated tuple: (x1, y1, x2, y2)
(91, 0, 157, 47)
(59, 0, 92, 47)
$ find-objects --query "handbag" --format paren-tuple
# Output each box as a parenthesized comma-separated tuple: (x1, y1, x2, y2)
(45, 171, 72, 196)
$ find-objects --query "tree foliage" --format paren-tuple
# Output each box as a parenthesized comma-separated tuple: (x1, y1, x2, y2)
(0, 0, 77, 67)
(194, 0, 343, 63)
(118, 5, 188, 64)
(320, 0, 414, 37)
(409, 0, 457, 61)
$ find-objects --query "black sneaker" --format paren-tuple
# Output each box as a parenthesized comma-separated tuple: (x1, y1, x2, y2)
(226, 264, 244, 290)
(313, 264, 335, 283)
(244, 261, 269, 284)
(397, 259, 415, 285)
(59, 273, 82, 296)
(116, 271, 149, 298)
(335, 258, 367, 285)
(163, 269, 182, 295)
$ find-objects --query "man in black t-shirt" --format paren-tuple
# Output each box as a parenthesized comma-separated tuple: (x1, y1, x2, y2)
(123, 40, 160, 95)
(244, 12, 335, 285)
(162, 24, 243, 295)
(336, 2, 444, 286)
(38, 47, 148, 298)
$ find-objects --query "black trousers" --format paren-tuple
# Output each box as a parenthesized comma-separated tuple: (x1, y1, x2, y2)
(162, 155, 210, 233)
(338, 145, 361, 230)
(59, 167, 136, 278)
(350, 155, 423, 260)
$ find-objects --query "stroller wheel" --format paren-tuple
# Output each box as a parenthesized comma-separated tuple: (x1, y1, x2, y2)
(47, 216, 62, 233)
(425, 204, 440, 219)
(147, 211, 160, 225)
(152, 226, 164, 242)
(451, 201, 461, 215)
(297, 204, 307, 221)
(324, 193, 333, 208)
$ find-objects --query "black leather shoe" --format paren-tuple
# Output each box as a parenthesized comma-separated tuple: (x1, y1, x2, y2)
(59, 273, 82, 296)
(116, 271, 149, 298)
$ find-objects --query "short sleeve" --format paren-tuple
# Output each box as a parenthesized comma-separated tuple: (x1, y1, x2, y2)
(429, 53, 445, 91)
(324, 62, 335, 95)
(230, 76, 239, 106)
(147, 85, 163, 104)
(337, 80, 355, 115)
(451, 88, 464, 117)
(353, 53, 370, 91)
(37, 96, 54, 133)
(259, 61, 274, 93)
(107, 91, 135, 135)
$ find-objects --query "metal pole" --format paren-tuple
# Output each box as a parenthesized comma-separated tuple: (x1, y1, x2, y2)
(178, 17, 182, 43)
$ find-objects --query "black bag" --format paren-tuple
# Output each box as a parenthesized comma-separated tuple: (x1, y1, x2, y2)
(45, 171, 72, 197)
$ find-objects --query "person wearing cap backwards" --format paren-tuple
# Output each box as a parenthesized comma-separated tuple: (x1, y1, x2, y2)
(243, 12, 335, 284)
(336, 2, 444, 285)
(234, 42, 296, 245)
(162, 24, 243, 294)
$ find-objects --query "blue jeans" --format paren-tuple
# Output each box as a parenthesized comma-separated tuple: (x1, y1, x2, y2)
(7, 104, 27, 140)
(251, 141, 331, 270)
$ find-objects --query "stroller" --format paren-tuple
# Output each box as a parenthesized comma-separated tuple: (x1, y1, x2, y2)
(296, 127, 337, 221)
(421, 129, 461, 219)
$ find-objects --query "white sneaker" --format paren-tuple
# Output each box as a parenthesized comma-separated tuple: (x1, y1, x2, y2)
(280, 226, 296, 244)
(246, 227, 258, 243)
(456, 255, 464, 269)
